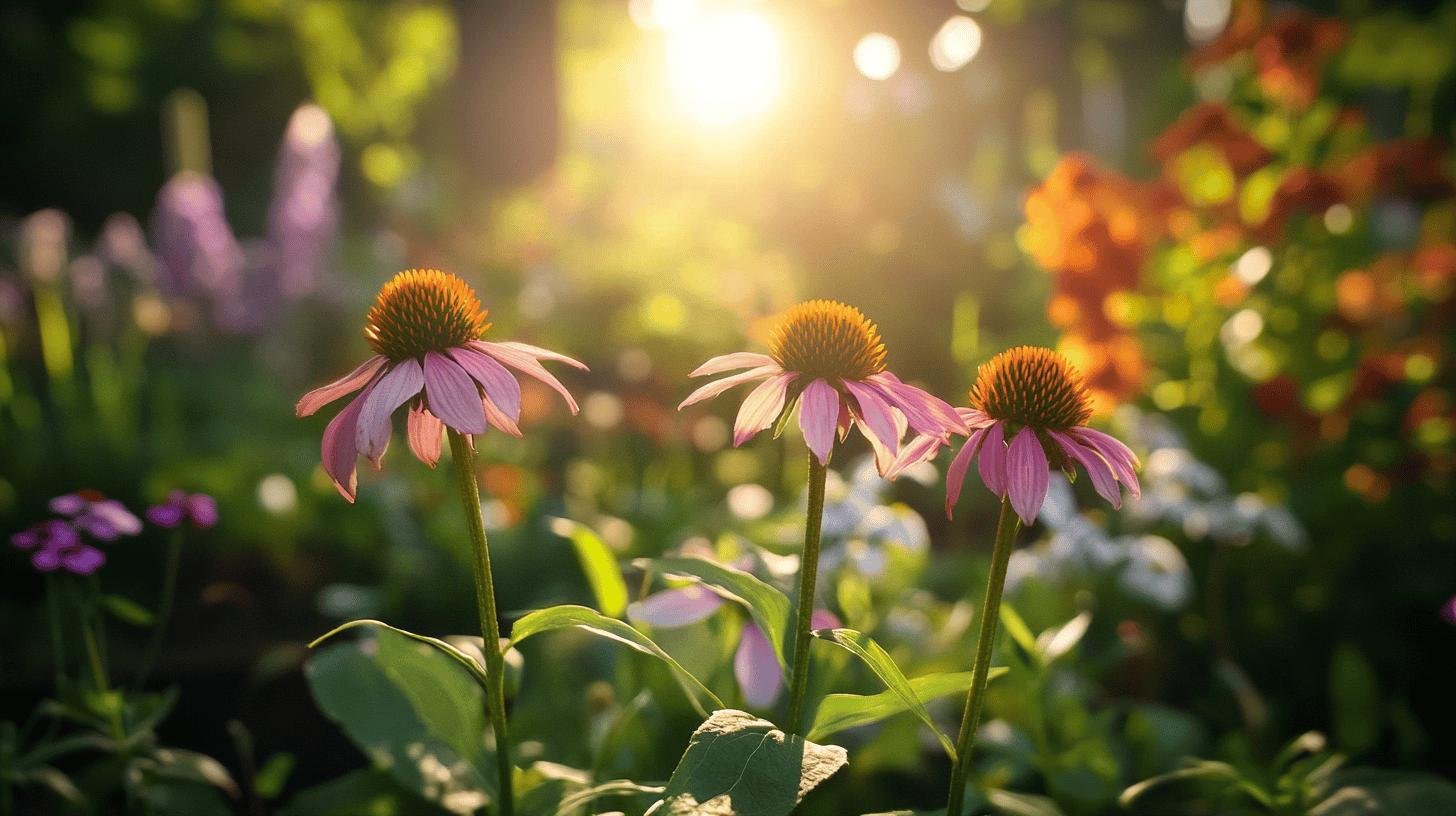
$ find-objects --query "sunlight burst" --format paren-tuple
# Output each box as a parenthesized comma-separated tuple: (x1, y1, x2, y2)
(665, 10, 784, 127)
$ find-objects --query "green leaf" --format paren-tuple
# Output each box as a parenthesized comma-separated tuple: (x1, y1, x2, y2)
(509, 604, 722, 717)
(101, 594, 155, 627)
(635, 556, 791, 671)
(986, 789, 1068, 816)
(310, 619, 492, 692)
(647, 709, 847, 816)
(1313, 769, 1456, 816)
(813, 628, 959, 760)
(550, 517, 629, 618)
(253, 753, 295, 800)
(556, 779, 666, 816)
(143, 748, 239, 796)
(997, 604, 1038, 659)
(808, 669, 1007, 744)
(1119, 761, 1247, 808)
(305, 628, 496, 814)
(278, 770, 440, 816)
(1330, 644, 1380, 756)
(1035, 611, 1091, 663)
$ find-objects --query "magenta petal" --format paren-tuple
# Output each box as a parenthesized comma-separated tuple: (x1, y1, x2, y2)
(886, 432, 945, 480)
(296, 355, 387, 417)
(492, 341, 589, 371)
(185, 494, 219, 529)
(844, 380, 900, 457)
(810, 609, 841, 630)
(147, 503, 186, 527)
(61, 544, 106, 576)
(734, 623, 784, 709)
(1006, 428, 1049, 524)
(977, 421, 1009, 496)
(49, 494, 87, 516)
(356, 359, 424, 465)
(423, 351, 488, 434)
(1072, 428, 1141, 498)
(472, 341, 582, 414)
(944, 428, 986, 518)
(870, 373, 968, 435)
(627, 586, 726, 628)
(448, 345, 522, 420)
(690, 351, 776, 377)
(89, 501, 142, 537)
(1052, 431, 1121, 509)
(482, 392, 523, 437)
(31, 546, 64, 572)
(322, 386, 369, 502)
(798, 379, 840, 465)
(11, 529, 40, 550)
(958, 407, 995, 429)
(406, 403, 444, 467)
(734, 372, 796, 446)
(677, 365, 780, 410)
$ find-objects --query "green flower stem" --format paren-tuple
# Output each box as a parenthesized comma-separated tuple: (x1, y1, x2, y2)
(945, 499, 1021, 816)
(447, 431, 514, 816)
(784, 453, 828, 736)
(135, 529, 184, 690)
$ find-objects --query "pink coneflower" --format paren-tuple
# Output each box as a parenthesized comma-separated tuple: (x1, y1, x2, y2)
(147, 491, 219, 529)
(50, 490, 144, 541)
(895, 346, 1140, 524)
(296, 269, 587, 502)
(11, 520, 105, 575)
(680, 300, 966, 470)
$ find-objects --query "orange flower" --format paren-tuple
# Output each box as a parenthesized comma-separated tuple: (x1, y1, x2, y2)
(1256, 168, 1343, 241)
(1253, 11, 1346, 109)
(1153, 102, 1272, 178)
(1337, 139, 1456, 202)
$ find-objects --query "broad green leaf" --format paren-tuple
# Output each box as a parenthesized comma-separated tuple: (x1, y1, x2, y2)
(101, 594, 155, 627)
(550, 518, 629, 618)
(1313, 769, 1456, 815)
(635, 556, 791, 671)
(556, 779, 666, 816)
(808, 669, 1008, 744)
(997, 604, 1038, 658)
(305, 629, 496, 814)
(310, 618, 491, 691)
(647, 709, 847, 816)
(278, 770, 440, 816)
(509, 604, 722, 716)
(814, 628, 958, 760)
(253, 753, 295, 800)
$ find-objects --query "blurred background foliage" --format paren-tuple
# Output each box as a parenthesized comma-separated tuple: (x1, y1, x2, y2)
(2, 0, 1454, 813)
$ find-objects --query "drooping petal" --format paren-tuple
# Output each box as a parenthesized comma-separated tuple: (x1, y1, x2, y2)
(423, 351, 488, 434)
(627, 586, 725, 628)
(977, 421, 1009, 496)
(356, 359, 424, 466)
(472, 341, 583, 414)
(1051, 431, 1121, 509)
(733, 372, 796, 446)
(886, 432, 946, 480)
(844, 379, 900, 458)
(689, 351, 775, 378)
(958, 407, 995, 429)
(1071, 428, 1141, 498)
(799, 379, 840, 465)
(406, 402, 444, 467)
(491, 341, 589, 370)
(676, 365, 780, 410)
(296, 355, 387, 417)
(868, 372, 969, 435)
(448, 345, 522, 420)
(482, 392, 523, 437)
(734, 623, 784, 709)
(1006, 428, 1050, 525)
(836, 399, 852, 441)
(944, 428, 987, 519)
(321, 386, 369, 502)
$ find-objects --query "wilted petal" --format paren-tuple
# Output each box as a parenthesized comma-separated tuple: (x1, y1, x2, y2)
(1052, 431, 1121, 509)
(296, 355, 387, 417)
(734, 372, 796, 446)
(406, 403, 444, 467)
(734, 623, 784, 709)
(449, 345, 522, 420)
(1007, 428, 1050, 524)
(492, 341, 589, 370)
(677, 365, 780, 410)
(472, 341, 582, 414)
(322, 386, 369, 502)
(356, 359, 424, 465)
(423, 351, 487, 434)
(978, 421, 1009, 496)
(799, 379, 840, 465)
(690, 351, 775, 377)
(627, 586, 725, 628)
(945, 428, 987, 518)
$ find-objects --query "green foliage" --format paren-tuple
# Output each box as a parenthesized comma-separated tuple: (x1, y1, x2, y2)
(637, 556, 793, 671)
(550, 517, 630, 618)
(649, 709, 848, 816)
(808, 669, 1007, 744)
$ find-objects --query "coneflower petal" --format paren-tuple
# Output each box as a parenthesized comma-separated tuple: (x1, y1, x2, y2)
(734, 372, 796, 446)
(423, 351, 488, 434)
(493, 341, 589, 371)
(689, 351, 776, 378)
(734, 623, 783, 709)
(356, 358, 424, 465)
(449, 345, 522, 420)
(472, 340, 583, 414)
(1071, 428, 1141, 498)
(627, 586, 725, 628)
(958, 407, 995, 430)
(296, 355, 386, 417)
(799, 379, 840, 465)
(1052, 431, 1121, 509)
(886, 432, 945, 480)
(483, 392, 522, 438)
(945, 428, 987, 519)
(844, 380, 900, 458)
(1006, 428, 1049, 524)
(406, 402, 443, 467)
(978, 421, 1009, 496)
(677, 365, 780, 410)
(867, 373, 967, 436)
(322, 386, 369, 502)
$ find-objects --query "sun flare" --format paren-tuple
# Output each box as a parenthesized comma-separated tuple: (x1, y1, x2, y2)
(664, 9, 784, 127)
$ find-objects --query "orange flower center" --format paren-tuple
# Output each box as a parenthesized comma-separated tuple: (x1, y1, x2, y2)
(365, 269, 491, 361)
(969, 346, 1093, 430)
(768, 300, 887, 382)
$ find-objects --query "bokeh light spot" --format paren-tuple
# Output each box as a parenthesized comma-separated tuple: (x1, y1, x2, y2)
(854, 33, 900, 81)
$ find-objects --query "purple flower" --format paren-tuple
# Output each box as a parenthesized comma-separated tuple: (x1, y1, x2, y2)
(99, 212, 157, 283)
(150, 171, 245, 302)
(1441, 596, 1456, 627)
(11, 520, 106, 576)
(146, 490, 219, 530)
(49, 490, 143, 541)
(267, 104, 340, 300)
